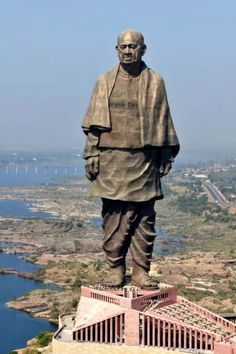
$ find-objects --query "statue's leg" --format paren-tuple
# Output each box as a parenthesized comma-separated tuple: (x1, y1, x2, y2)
(102, 198, 137, 287)
(130, 199, 159, 290)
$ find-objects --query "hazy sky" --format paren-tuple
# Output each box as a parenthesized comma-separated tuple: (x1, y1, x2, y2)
(0, 0, 235, 158)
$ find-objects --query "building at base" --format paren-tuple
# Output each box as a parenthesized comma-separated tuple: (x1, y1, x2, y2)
(53, 284, 236, 354)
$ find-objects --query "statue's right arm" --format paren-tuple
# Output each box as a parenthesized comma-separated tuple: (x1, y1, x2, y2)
(83, 130, 100, 181)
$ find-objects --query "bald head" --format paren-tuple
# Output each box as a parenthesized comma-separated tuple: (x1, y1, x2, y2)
(116, 29, 146, 66)
(117, 29, 145, 46)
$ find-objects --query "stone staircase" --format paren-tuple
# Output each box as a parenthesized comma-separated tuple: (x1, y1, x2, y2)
(147, 302, 231, 337)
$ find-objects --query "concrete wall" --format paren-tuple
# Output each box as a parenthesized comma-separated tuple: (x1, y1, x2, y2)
(214, 342, 236, 354)
(52, 339, 183, 354)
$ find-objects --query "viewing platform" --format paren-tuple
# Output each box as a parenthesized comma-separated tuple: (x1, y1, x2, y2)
(53, 284, 236, 354)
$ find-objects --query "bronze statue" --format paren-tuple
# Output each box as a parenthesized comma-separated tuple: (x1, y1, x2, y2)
(82, 30, 180, 290)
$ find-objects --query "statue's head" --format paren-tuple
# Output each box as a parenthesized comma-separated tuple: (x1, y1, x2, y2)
(116, 29, 146, 66)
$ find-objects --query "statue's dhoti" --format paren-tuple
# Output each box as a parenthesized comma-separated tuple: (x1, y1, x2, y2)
(102, 198, 156, 282)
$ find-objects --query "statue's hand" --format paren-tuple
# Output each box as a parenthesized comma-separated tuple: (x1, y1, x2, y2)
(85, 156, 99, 181)
(159, 160, 172, 177)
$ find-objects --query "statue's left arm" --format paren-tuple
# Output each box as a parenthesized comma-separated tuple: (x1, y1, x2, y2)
(156, 76, 179, 177)
(158, 146, 174, 177)
(154, 77, 179, 177)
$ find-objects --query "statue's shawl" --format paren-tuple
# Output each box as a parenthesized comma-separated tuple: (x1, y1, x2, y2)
(82, 62, 180, 157)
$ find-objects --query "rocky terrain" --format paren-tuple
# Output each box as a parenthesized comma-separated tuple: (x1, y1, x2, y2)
(0, 177, 236, 330)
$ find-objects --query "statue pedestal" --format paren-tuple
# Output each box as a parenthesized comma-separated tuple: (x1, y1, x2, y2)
(53, 284, 236, 354)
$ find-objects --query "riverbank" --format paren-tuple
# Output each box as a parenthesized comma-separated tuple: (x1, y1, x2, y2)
(0, 269, 57, 354)
(0, 266, 59, 324)
(0, 267, 35, 279)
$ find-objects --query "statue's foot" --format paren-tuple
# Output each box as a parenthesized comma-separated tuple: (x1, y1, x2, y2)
(102, 267, 125, 288)
(132, 268, 159, 290)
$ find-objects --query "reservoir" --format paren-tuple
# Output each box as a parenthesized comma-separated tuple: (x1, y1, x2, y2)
(0, 251, 57, 354)
(0, 199, 56, 219)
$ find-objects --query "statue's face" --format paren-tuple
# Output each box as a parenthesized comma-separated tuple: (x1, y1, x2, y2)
(116, 31, 146, 66)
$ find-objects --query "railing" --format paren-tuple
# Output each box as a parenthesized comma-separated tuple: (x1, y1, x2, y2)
(139, 314, 218, 351)
(143, 299, 161, 312)
(73, 313, 125, 344)
(178, 296, 236, 333)
(90, 291, 120, 306)
(221, 333, 236, 343)
(132, 287, 177, 311)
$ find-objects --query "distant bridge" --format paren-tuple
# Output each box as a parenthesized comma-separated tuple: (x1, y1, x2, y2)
(0, 165, 82, 177)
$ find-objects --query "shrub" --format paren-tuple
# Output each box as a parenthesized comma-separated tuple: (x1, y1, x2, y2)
(93, 259, 104, 271)
(178, 286, 213, 302)
(34, 267, 46, 280)
(170, 193, 208, 216)
(23, 349, 39, 354)
(229, 280, 236, 291)
(71, 298, 78, 308)
(50, 306, 59, 319)
(72, 275, 83, 289)
(37, 331, 54, 347)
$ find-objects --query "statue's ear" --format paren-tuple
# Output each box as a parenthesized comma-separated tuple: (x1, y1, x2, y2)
(142, 45, 147, 56)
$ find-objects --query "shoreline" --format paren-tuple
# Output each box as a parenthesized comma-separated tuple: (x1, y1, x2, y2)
(0, 249, 62, 324)
(0, 267, 35, 279)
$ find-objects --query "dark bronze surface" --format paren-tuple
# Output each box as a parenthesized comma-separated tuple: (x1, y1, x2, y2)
(82, 30, 180, 289)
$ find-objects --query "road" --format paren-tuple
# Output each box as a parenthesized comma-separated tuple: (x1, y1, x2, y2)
(203, 181, 231, 206)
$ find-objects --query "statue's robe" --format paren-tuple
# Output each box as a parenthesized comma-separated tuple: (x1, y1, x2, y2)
(82, 62, 180, 202)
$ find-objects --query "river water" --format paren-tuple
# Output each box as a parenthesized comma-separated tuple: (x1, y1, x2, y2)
(0, 248, 57, 354)
(0, 199, 55, 219)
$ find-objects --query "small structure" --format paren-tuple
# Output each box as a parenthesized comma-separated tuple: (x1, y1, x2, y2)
(53, 284, 236, 354)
